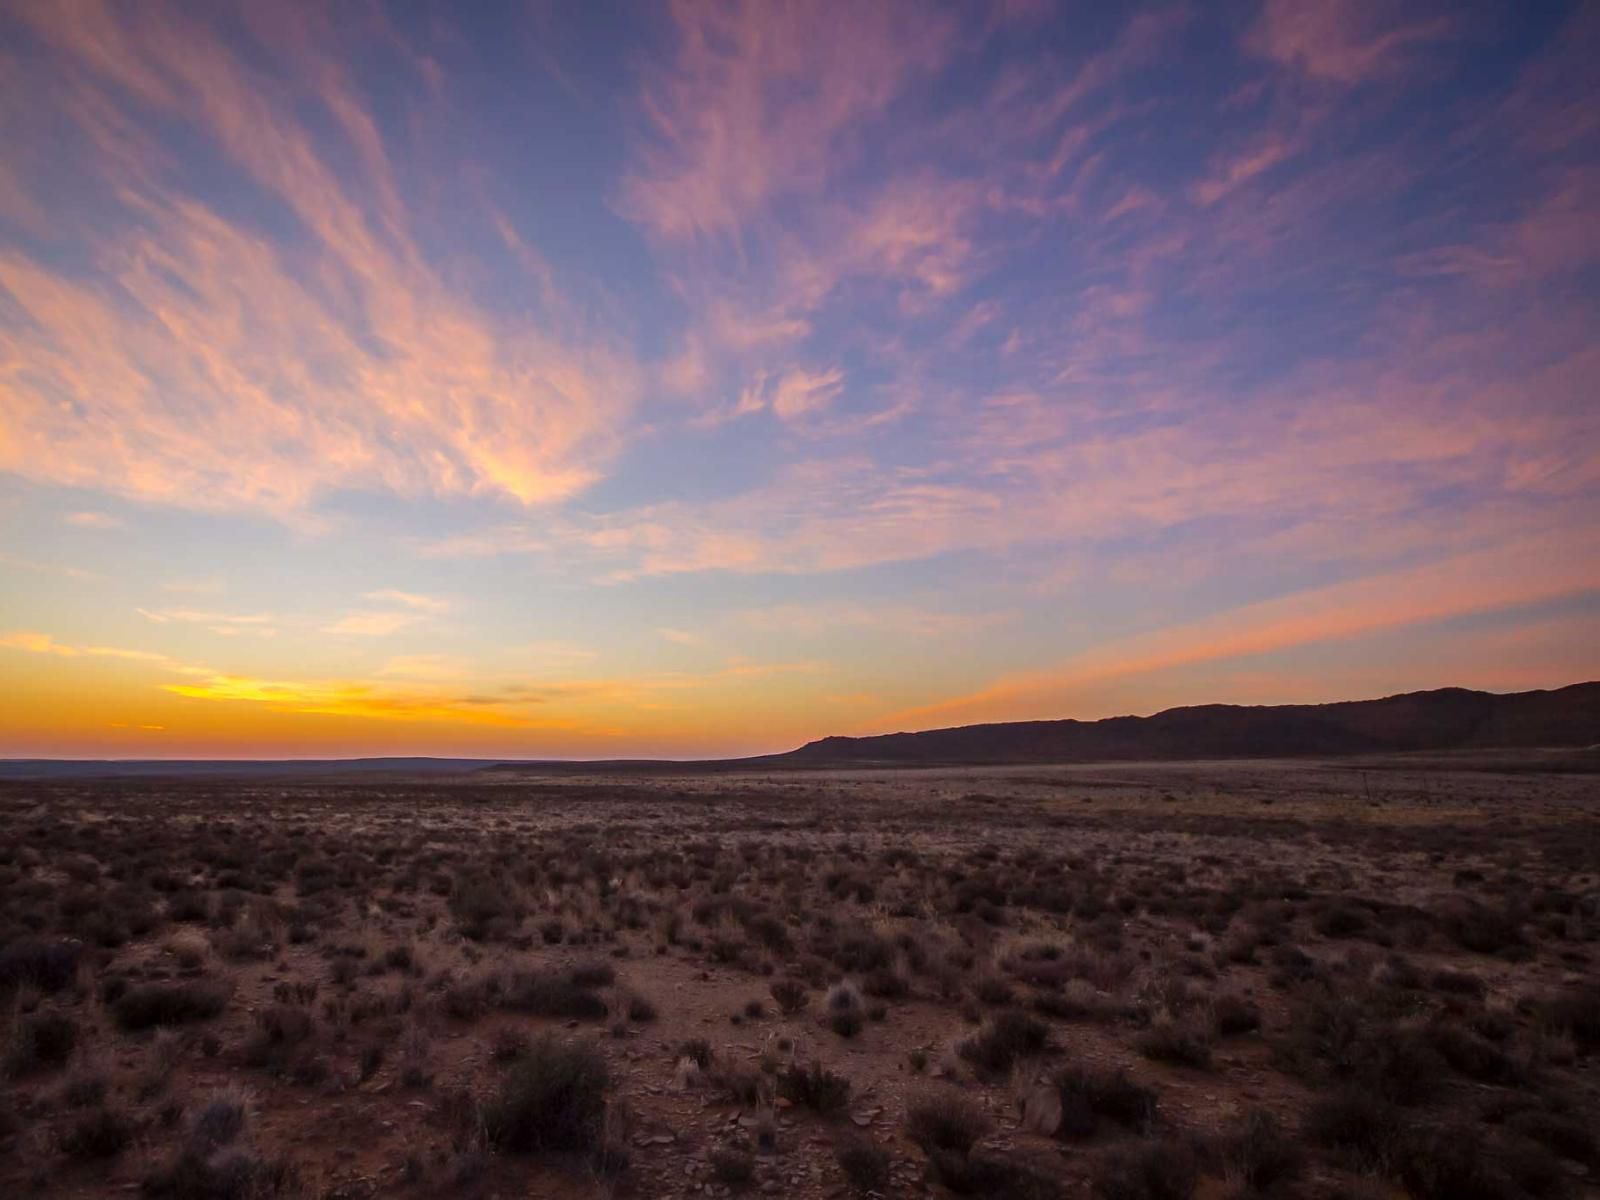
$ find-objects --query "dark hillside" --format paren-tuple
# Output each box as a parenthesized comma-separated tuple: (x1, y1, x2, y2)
(775, 682, 1600, 766)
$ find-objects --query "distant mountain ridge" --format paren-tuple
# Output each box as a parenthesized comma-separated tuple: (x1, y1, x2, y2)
(3, 684, 1595, 779)
(773, 683, 1600, 766)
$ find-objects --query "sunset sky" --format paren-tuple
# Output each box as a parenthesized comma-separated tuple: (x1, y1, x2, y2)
(1, 0, 1596, 759)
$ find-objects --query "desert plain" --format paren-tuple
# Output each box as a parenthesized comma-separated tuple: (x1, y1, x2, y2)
(1, 754, 1596, 1200)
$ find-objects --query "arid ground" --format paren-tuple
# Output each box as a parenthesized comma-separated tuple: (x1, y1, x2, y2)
(2, 755, 1597, 1199)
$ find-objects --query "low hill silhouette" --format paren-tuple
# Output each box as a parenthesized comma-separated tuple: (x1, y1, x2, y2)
(771, 682, 1600, 767)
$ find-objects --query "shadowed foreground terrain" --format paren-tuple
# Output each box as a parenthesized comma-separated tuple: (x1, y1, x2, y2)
(1, 756, 1597, 1199)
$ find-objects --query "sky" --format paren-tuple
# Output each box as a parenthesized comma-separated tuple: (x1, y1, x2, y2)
(0, 0, 1597, 760)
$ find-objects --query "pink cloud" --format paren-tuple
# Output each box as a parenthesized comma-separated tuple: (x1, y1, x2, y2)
(617, 0, 956, 240)
(631, 6, 1187, 434)
(737, 366, 845, 423)
(0, 2, 637, 516)
(737, 603, 1009, 639)
(1246, 0, 1455, 85)
(425, 298, 1600, 588)
(893, 526, 1600, 727)
(1190, 131, 1301, 206)
(63, 510, 124, 529)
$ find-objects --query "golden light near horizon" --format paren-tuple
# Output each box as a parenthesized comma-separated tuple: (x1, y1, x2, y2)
(1, 0, 1597, 759)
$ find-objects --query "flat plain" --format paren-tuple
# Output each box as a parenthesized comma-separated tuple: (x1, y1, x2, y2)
(1, 754, 1596, 1199)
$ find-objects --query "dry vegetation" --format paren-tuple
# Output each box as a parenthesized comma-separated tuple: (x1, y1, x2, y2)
(0, 757, 1596, 1199)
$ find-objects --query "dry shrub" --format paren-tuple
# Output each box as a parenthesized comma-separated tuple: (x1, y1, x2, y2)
(4, 1009, 78, 1076)
(114, 981, 229, 1031)
(906, 1087, 990, 1155)
(834, 1133, 890, 1193)
(777, 1060, 851, 1115)
(483, 1036, 610, 1155)
(959, 1010, 1049, 1075)
(1091, 1138, 1197, 1200)
(1052, 1064, 1157, 1139)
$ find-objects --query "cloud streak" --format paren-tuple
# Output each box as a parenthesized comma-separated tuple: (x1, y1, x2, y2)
(0, 1, 636, 517)
(2, 631, 173, 663)
(618, 0, 956, 240)
(365, 590, 451, 614)
(162, 673, 567, 729)
(321, 612, 420, 638)
(894, 528, 1600, 727)
(1246, 0, 1456, 85)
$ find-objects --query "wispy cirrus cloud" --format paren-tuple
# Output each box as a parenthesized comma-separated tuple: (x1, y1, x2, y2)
(321, 612, 420, 638)
(1190, 130, 1305, 207)
(137, 608, 274, 626)
(322, 588, 451, 637)
(1246, 0, 1457, 85)
(736, 603, 1011, 639)
(428, 315, 1597, 584)
(617, 0, 957, 240)
(515, 641, 600, 662)
(0, 1, 636, 518)
(2, 630, 177, 664)
(0, 552, 98, 582)
(364, 589, 451, 615)
(136, 608, 277, 637)
(421, 458, 1006, 578)
(162, 577, 226, 596)
(656, 627, 704, 647)
(735, 367, 845, 424)
(63, 510, 123, 529)
(376, 655, 473, 681)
